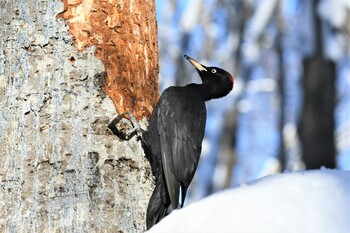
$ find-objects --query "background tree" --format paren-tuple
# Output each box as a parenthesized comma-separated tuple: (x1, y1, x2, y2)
(298, 0, 336, 169)
(0, 0, 158, 232)
(156, 0, 350, 202)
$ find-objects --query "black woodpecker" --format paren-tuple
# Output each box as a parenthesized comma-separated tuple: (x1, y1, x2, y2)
(144, 55, 234, 229)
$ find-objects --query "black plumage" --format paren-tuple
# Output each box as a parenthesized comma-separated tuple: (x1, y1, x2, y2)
(144, 55, 234, 229)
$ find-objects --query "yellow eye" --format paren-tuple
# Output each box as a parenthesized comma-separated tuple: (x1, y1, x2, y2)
(211, 69, 217, 73)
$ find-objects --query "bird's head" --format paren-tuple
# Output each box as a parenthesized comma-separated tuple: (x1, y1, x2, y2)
(184, 55, 234, 99)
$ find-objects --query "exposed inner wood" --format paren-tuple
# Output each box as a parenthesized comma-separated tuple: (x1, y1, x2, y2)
(57, 0, 159, 120)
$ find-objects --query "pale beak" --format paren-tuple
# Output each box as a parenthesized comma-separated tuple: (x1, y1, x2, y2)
(184, 55, 207, 72)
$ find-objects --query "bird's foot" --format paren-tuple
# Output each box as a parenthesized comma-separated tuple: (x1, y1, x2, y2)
(108, 112, 144, 140)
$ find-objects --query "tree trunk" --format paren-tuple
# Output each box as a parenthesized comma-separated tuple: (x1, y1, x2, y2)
(276, 0, 286, 170)
(0, 0, 158, 232)
(299, 57, 336, 169)
(298, 0, 336, 169)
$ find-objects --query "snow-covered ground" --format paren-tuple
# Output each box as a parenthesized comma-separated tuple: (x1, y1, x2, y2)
(147, 169, 350, 233)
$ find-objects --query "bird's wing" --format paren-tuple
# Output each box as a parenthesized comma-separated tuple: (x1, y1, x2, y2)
(157, 88, 206, 209)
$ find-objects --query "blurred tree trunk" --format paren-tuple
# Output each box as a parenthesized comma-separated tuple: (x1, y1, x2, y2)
(276, 0, 286, 170)
(174, 33, 190, 86)
(214, 108, 238, 190)
(214, 0, 251, 189)
(0, 0, 157, 232)
(298, 0, 336, 169)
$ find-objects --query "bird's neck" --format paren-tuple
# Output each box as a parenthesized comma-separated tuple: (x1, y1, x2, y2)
(186, 82, 219, 101)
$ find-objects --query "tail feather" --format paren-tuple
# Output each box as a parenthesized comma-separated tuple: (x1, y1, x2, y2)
(146, 175, 170, 230)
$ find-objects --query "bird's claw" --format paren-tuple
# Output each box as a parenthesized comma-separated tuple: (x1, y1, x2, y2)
(108, 112, 143, 140)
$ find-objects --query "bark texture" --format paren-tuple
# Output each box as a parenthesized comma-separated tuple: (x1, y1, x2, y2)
(0, 0, 157, 232)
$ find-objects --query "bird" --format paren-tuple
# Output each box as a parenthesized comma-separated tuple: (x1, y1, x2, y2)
(143, 55, 234, 229)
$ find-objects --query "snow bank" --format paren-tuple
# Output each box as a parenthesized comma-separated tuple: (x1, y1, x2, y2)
(147, 169, 350, 233)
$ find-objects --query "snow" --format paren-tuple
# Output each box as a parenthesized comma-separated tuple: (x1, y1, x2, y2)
(147, 169, 350, 233)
